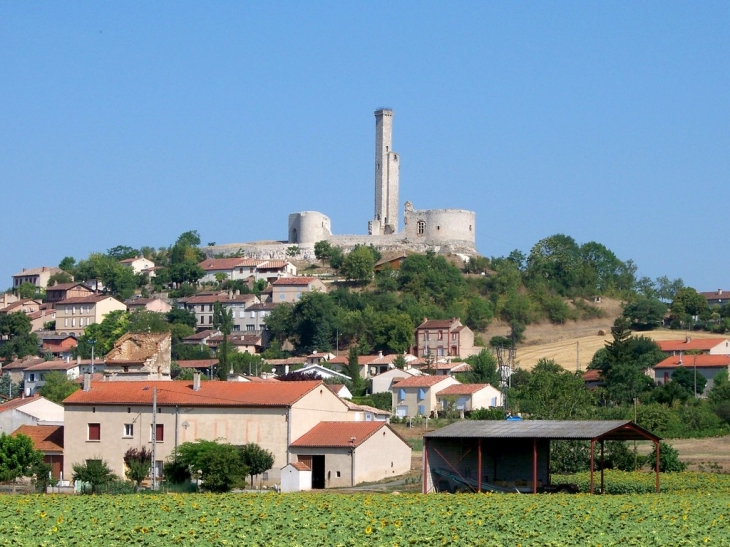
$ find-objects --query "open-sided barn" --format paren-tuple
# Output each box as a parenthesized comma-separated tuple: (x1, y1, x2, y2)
(423, 420, 661, 494)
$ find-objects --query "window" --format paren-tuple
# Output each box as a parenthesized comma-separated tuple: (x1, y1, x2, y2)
(71, 318, 75, 327)
(336, 471, 341, 478)
(233, 325, 240, 331)
(239, 311, 245, 318)
(88, 423, 101, 441)
(64, 318, 68, 327)
(247, 325, 255, 331)
(151, 424, 164, 442)
(437, 347, 443, 356)
(438, 331, 443, 340)
(209, 316, 213, 324)
(280, 294, 285, 301)
(398, 388, 406, 402)
(209, 304, 213, 312)
(250, 311, 255, 318)
(452, 333, 457, 341)
(123, 424, 134, 437)
(417, 220, 425, 235)
(418, 405, 426, 416)
(153, 460, 164, 479)
(417, 388, 426, 401)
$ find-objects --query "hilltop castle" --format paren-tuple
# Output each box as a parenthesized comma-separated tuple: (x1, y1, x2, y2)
(205, 109, 477, 261)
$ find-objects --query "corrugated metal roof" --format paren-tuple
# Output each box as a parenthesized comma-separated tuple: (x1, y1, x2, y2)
(424, 420, 660, 442)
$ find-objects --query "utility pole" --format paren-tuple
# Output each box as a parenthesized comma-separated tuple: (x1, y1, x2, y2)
(151, 387, 157, 491)
(89, 339, 96, 375)
(576, 341, 580, 373)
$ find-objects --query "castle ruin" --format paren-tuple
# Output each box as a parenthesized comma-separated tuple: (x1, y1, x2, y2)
(205, 109, 477, 261)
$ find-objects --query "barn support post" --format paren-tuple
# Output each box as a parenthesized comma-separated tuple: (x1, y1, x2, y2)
(422, 438, 428, 494)
(547, 440, 551, 486)
(477, 438, 482, 493)
(600, 440, 605, 494)
(654, 440, 660, 493)
(589, 439, 595, 494)
(532, 438, 537, 494)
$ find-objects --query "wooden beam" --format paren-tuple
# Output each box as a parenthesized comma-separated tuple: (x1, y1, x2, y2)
(589, 439, 595, 494)
(532, 438, 537, 494)
(477, 438, 482, 493)
(600, 440, 605, 494)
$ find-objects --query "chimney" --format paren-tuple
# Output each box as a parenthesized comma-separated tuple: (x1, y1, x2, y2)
(228, 290, 233, 299)
(235, 289, 240, 296)
(77, 355, 81, 365)
(193, 372, 201, 391)
(83, 373, 92, 392)
(378, 350, 383, 359)
(42, 267, 46, 272)
(685, 336, 691, 344)
(719, 289, 723, 295)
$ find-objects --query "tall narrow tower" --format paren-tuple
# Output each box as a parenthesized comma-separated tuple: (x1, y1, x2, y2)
(371, 108, 399, 235)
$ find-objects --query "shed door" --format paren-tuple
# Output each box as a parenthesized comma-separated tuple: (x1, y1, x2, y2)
(311, 455, 325, 489)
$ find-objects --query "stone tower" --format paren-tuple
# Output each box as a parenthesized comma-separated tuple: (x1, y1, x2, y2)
(370, 108, 399, 235)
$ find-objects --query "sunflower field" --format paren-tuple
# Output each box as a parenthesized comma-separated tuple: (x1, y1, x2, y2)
(0, 489, 729, 546)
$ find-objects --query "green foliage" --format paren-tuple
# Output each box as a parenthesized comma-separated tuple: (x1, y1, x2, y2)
(127, 310, 170, 333)
(174, 440, 248, 493)
(341, 245, 377, 283)
(0, 433, 44, 482)
(314, 240, 333, 265)
(346, 346, 365, 397)
(123, 447, 152, 488)
(515, 359, 594, 419)
(647, 442, 687, 473)
(38, 371, 80, 403)
(71, 459, 117, 494)
(467, 407, 506, 420)
(0, 375, 22, 399)
(47, 271, 74, 286)
(75, 310, 130, 358)
(464, 296, 493, 331)
(107, 245, 140, 260)
(550, 440, 590, 474)
(16, 282, 39, 299)
(352, 391, 392, 411)
(31, 461, 56, 492)
(460, 349, 501, 385)
(670, 364, 707, 397)
(328, 246, 345, 271)
(238, 443, 275, 488)
(622, 296, 668, 330)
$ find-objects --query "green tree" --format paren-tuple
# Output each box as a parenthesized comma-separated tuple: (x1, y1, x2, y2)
(0, 433, 43, 483)
(460, 349, 501, 385)
(647, 441, 686, 473)
(393, 354, 407, 370)
(622, 296, 668, 330)
(167, 307, 198, 329)
(0, 312, 38, 360)
(174, 440, 248, 493)
(75, 310, 130, 358)
(213, 302, 234, 375)
(525, 234, 581, 295)
(0, 376, 21, 399)
(107, 245, 140, 260)
(346, 346, 365, 396)
(291, 293, 338, 354)
(329, 246, 345, 271)
(670, 364, 707, 398)
(465, 296, 493, 331)
(58, 256, 77, 276)
(286, 245, 300, 258)
(341, 245, 376, 283)
(123, 447, 151, 490)
(38, 371, 80, 403)
(314, 240, 333, 266)
(47, 271, 74, 286)
(71, 459, 117, 494)
(15, 282, 39, 299)
(371, 312, 413, 354)
(169, 261, 205, 285)
(238, 443, 275, 489)
(127, 310, 170, 333)
(670, 287, 708, 322)
(516, 359, 594, 419)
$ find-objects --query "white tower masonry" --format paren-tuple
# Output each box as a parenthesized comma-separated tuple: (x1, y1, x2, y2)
(370, 108, 399, 235)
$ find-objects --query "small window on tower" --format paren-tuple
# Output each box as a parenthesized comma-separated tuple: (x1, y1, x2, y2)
(417, 220, 425, 235)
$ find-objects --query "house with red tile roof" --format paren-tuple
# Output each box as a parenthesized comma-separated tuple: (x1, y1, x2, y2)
(652, 354, 730, 395)
(289, 421, 411, 488)
(23, 359, 83, 395)
(198, 258, 296, 284)
(435, 383, 503, 414)
(391, 375, 460, 418)
(414, 317, 479, 359)
(125, 296, 171, 314)
(38, 332, 78, 359)
(119, 257, 155, 275)
(0, 299, 42, 316)
(370, 366, 424, 394)
(700, 290, 730, 308)
(655, 337, 730, 356)
(11, 266, 62, 290)
(0, 395, 64, 435)
(2, 356, 46, 384)
(54, 294, 127, 335)
(61, 379, 354, 487)
(271, 276, 326, 303)
(44, 283, 94, 306)
(12, 424, 64, 481)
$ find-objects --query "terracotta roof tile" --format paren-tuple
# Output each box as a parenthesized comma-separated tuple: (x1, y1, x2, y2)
(272, 277, 319, 286)
(179, 294, 257, 304)
(176, 359, 219, 369)
(290, 421, 389, 448)
(12, 267, 61, 278)
(417, 318, 460, 329)
(393, 376, 456, 388)
(654, 354, 730, 369)
(198, 258, 248, 271)
(24, 360, 80, 372)
(247, 302, 279, 312)
(12, 425, 63, 452)
(63, 379, 323, 407)
(327, 355, 379, 366)
(183, 329, 220, 341)
(45, 283, 85, 291)
(0, 394, 41, 413)
(583, 369, 602, 382)
(437, 383, 494, 396)
(656, 338, 729, 352)
(289, 461, 311, 471)
(56, 295, 122, 305)
(2, 357, 45, 371)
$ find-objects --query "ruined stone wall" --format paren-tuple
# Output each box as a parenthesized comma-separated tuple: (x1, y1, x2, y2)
(287, 211, 332, 244)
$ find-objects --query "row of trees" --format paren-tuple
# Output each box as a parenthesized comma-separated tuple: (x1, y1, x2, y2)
(72, 441, 274, 494)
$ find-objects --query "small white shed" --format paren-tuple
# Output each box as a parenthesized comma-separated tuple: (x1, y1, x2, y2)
(280, 461, 312, 493)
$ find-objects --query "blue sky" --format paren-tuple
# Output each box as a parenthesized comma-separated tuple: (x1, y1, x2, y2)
(1, 2, 728, 291)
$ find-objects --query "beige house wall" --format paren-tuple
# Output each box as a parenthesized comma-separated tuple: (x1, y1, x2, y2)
(392, 377, 459, 417)
(56, 298, 126, 335)
(272, 280, 326, 304)
(289, 387, 353, 442)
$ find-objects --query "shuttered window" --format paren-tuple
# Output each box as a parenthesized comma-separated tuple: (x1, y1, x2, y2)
(88, 423, 101, 441)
